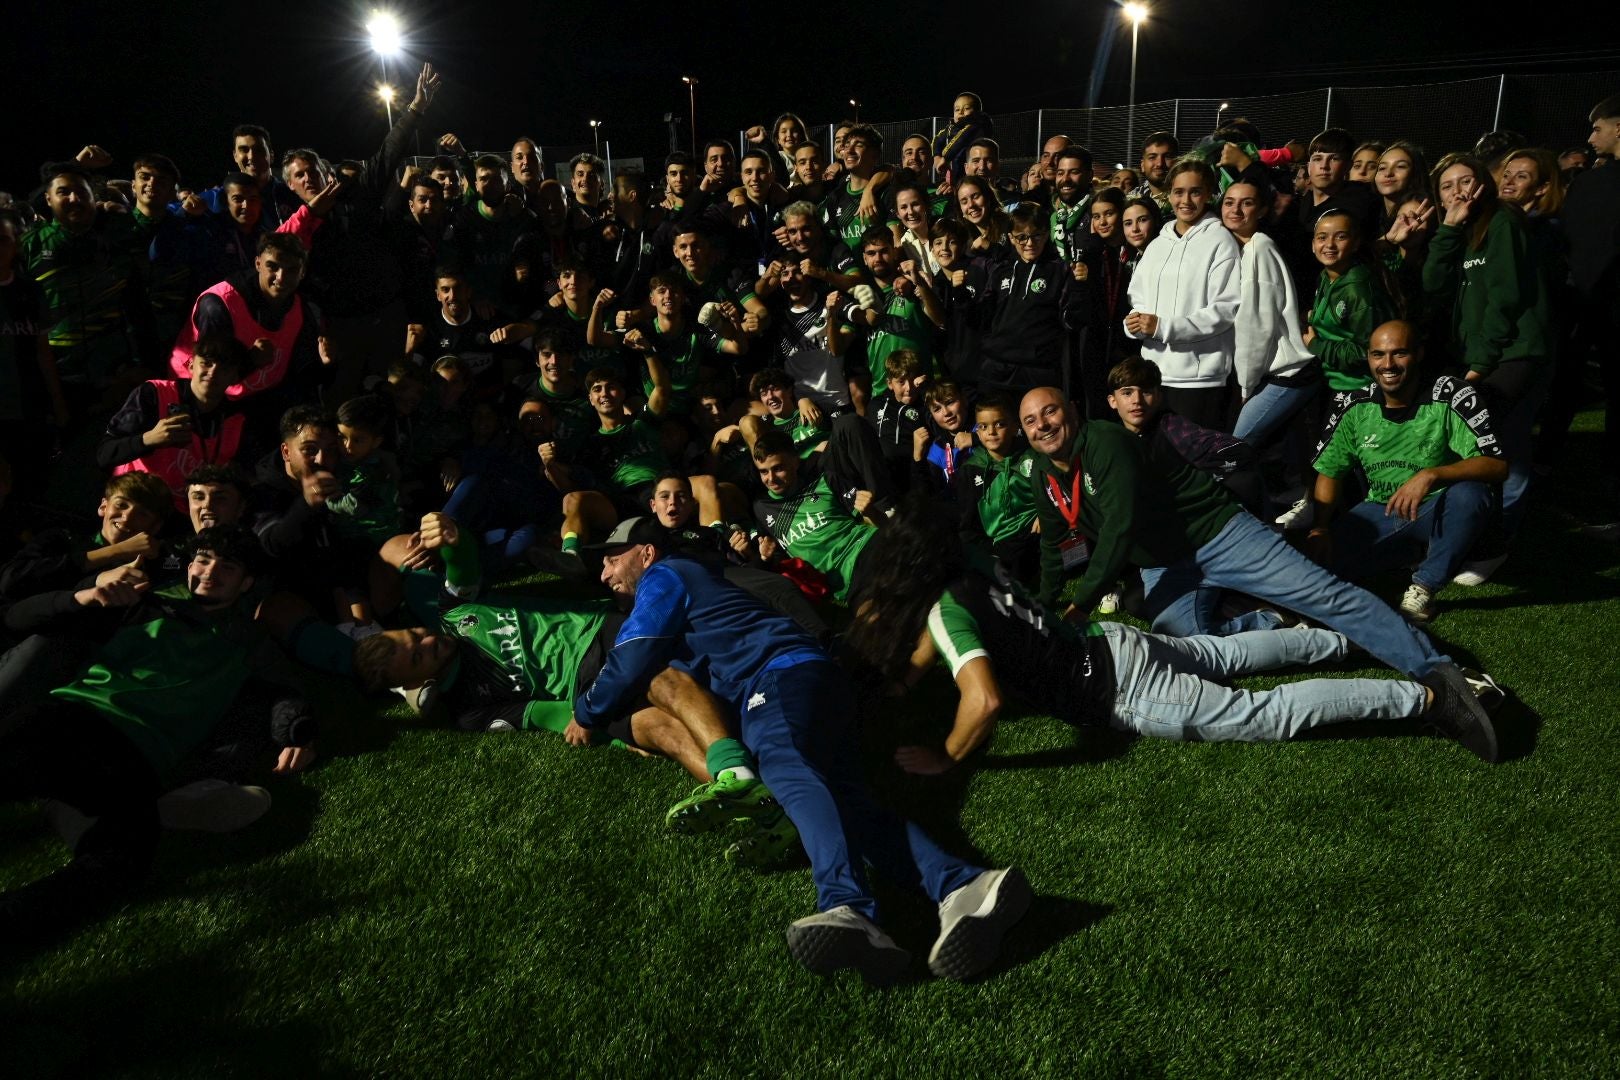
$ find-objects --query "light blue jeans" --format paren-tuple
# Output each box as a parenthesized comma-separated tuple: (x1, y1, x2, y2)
(1098, 622, 1427, 741)
(1233, 377, 1323, 445)
(1140, 511, 1450, 677)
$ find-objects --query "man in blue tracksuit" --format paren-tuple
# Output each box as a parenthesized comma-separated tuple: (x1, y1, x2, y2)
(573, 518, 1030, 985)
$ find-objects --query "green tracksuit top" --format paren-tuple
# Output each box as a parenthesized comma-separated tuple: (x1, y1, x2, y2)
(1308, 263, 1395, 392)
(1422, 209, 1553, 378)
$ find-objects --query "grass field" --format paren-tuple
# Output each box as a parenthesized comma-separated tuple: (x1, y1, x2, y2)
(4, 419, 1619, 1078)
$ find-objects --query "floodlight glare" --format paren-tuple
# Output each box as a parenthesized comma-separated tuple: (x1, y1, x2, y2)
(1123, 2, 1148, 25)
(367, 11, 402, 57)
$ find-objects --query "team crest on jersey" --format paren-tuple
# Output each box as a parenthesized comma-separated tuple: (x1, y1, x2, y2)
(974, 473, 985, 486)
(457, 613, 480, 630)
(1030, 278, 1047, 294)
(1335, 300, 1348, 317)
(1018, 459, 1034, 477)
(1083, 471, 1097, 496)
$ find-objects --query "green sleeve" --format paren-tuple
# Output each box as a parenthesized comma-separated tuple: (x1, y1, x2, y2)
(1310, 275, 1379, 377)
(1422, 224, 1465, 302)
(1443, 405, 1483, 461)
(1313, 409, 1359, 479)
(1067, 430, 1142, 615)
(1468, 213, 1528, 374)
(927, 592, 988, 677)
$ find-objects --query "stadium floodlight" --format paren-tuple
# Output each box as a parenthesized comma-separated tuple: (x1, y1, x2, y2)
(682, 76, 698, 156)
(367, 11, 403, 57)
(378, 83, 396, 127)
(1122, 3, 1149, 162)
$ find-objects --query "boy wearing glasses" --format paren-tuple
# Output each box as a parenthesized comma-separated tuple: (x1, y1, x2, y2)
(978, 205, 1090, 399)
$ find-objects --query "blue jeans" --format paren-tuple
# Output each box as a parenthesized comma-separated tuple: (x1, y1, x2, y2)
(1098, 622, 1426, 740)
(1140, 511, 1449, 678)
(1233, 378, 1323, 445)
(1331, 482, 1494, 592)
(740, 661, 981, 922)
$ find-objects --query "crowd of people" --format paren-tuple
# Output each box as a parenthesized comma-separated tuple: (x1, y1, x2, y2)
(2, 65, 1617, 984)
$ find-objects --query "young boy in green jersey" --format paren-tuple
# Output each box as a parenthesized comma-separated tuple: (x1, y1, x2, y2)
(1304, 210, 1396, 393)
(328, 394, 403, 637)
(955, 392, 1041, 586)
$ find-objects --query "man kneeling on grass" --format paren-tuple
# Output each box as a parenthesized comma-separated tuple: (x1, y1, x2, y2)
(352, 512, 776, 823)
(576, 516, 1031, 985)
(845, 507, 1505, 776)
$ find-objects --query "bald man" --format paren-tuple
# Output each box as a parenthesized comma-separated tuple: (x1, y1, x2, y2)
(1307, 321, 1507, 624)
(1018, 386, 1495, 728)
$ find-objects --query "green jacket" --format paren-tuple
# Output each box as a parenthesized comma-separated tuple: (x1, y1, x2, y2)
(1030, 420, 1237, 611)
(1422, 209, 1553, 377)
(20, 213, 151, 381)
(1309, 263, 1394, 392)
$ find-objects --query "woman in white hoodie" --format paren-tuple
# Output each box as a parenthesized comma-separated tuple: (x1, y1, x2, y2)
(1122, 158, 1242, 430)
(1224, 178, 1320, 443)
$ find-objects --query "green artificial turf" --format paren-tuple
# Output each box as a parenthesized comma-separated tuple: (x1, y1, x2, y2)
(3, 419, 1619, 1078)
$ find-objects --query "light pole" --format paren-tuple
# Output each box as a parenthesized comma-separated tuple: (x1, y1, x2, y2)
(590, 120, 602, 157)
(850, 98, 861, 122)
(681, 76, 698, 156)
(1123, 3, 1148, 165)
(367, 10, 403, 124)
(1216, 101, 1230, 130)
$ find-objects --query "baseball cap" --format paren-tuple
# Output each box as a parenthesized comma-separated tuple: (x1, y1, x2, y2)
(583, 516, 671, 552)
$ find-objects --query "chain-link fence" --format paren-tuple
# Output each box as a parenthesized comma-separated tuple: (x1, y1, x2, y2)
(413, 71, 1615, 186)
(800, 72, 1616, 182)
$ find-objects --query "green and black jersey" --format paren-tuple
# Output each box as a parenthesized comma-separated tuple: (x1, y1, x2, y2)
(524, 378, 597, 457)
(859, 284, 935, 386)
(955, 448, 1038, 546)
(435, 591, 615, 733)
(771, 410, 827, 459)
(642, 320, 722, 415)
(1048, 195, 1093, 265)
(575, 420, 668, 498)
(754, 466, 875, 601)
(928, 567, 1114, 726)
(20, 214, 148, 381)
(820, 176, 887, 253)
(1313, 374, 1501, 505)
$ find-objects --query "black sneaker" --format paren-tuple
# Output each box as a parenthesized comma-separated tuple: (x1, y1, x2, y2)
(525, 545, 588, 579)
(1458, 667, 1506, 713)
(1420, 663, 1502, 763)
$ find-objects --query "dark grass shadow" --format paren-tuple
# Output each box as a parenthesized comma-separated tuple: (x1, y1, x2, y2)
(4, 943, 348, 1078)
(868, 884, 1112, 987)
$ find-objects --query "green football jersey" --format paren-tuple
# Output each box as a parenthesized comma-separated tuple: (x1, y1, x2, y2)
(439, 594, 612, 732)
(20, 214, 147, 381)
(861, 284, 935, 386)
(756, 473, 875, 601)
(577, 420, 668, 496)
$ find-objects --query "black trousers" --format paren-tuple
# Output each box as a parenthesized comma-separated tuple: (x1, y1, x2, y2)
(0, 702, 163, 940)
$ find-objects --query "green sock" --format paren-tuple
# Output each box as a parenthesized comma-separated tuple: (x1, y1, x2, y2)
(561, 532, 580, 554)
(705, 738, 755, 781)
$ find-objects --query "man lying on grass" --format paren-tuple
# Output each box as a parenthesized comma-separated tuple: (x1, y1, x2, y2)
(845, 507, 1506, 774)
(576, 516, 1031, 985)
(352, 512, 777, 813)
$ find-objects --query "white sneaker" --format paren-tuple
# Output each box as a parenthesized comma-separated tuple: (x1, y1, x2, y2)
(928, 867, 1033, 981)
(157, 779, 272, 833)
(1097, 591, 1121, 615)
(1275, 497, 1313, 531)
(786, 904, 910, 985)
(1452, 553, 1508, 587)
(1398, 582, 1435, 624)
(41, 799, 96, 848)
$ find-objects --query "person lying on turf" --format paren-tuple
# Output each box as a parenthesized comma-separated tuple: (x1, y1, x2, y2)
(844, 505, 1506, 774)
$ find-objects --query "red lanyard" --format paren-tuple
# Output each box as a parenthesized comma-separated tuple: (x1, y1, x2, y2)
(1045, 460, 1083, 532)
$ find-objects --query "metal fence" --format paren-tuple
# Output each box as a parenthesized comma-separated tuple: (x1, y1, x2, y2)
(796, 71, 1616, 175)
(413, 71, 1616, 185)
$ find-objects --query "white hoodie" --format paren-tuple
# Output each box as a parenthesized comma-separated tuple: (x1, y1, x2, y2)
(1123, 214, 1241, 388)
(1233, 231, 1315, 396)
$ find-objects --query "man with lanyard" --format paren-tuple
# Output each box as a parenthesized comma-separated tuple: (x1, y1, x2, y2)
(1018, 385, 1504, 760)
(575, 516, 1032, 984)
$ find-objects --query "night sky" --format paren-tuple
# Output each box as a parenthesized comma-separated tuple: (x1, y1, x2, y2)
(8, 0, 1613, 198)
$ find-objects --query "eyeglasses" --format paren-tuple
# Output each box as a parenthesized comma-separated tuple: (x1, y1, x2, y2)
(1010, 233, 1043, 244)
